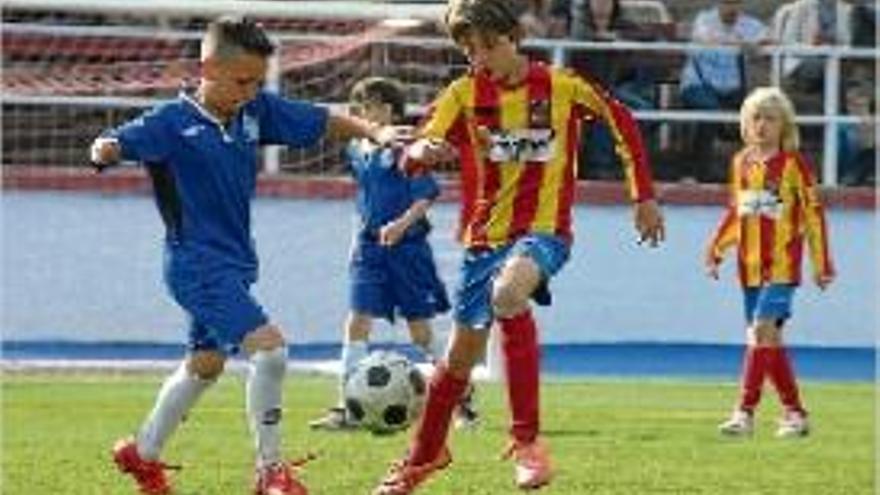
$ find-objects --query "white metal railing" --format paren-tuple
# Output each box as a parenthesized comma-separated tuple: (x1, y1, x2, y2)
(1, 0, 446, 20)
(2, 20, 877, 185)
(523, 38, 879, 187)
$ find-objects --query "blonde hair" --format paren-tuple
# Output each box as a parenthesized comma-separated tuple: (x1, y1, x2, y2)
(739, 86, 800, 151)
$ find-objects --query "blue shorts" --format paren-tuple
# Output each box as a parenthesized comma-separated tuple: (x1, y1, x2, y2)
(454, 234, 570, 330)
(165, 254, 268, 355)
(350, 237, 450, 322)
(743, 284, 796, 324)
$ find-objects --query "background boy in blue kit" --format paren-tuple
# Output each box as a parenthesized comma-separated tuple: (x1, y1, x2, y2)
(309, 76, 479, 432)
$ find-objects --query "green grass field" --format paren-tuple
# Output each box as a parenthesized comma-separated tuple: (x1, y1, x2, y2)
(2, 372, 875, 494)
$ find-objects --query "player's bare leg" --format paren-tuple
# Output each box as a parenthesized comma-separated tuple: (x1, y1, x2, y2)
(113, 350, 221, 494)
(408, 319, 480, 430)
(493, 255, 553, 490)
(310, 313, 371, 430)
(244, 325, 308, 495)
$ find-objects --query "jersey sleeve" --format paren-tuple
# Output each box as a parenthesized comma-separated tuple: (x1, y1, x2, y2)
(401, 81, 468, 174)
(419, 81, 466, 141)
(707, 208, 738, 262)
(706, 156, 740, 262)
(254, 91, 329, 148)
(792, 153, 835, 278)
(569, 73, 655, 202)
(111, 106, 173, 163)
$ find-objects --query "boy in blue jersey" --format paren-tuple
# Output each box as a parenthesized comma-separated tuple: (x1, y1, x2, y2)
(90, 17, 394, 495)
(308, 77, 479, 431)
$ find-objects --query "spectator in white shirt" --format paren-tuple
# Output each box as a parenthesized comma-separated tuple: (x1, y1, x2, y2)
(778, 0, 854, 92)
(678, 0, 770, 182)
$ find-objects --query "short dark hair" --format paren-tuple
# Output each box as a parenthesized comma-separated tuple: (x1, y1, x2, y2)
(202, 16, 275, 60)
(349, 77, 407, 121)
(445, 0, 523, 44)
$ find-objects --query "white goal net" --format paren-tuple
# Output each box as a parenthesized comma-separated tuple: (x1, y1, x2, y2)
(2, 0, 464, 175)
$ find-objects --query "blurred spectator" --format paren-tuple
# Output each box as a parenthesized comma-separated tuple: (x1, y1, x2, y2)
(778, 0, 853, 93)
(552, 0, 634, 41)
(678, 0, 770, 182)
(518, 0, 555, 37)
(849, 0, 877, 47)
(550, 0, 657, 101)
(838, 78, 876, 186)
(551, 0, 661, 179)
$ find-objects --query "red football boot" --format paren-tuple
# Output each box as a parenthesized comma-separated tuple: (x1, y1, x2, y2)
(372, 447, 452, 495)
(112, 437, 179, 495)
(253, 455, 315, 495)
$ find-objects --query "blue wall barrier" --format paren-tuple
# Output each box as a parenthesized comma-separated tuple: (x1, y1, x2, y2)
(3, 192, 875, 350)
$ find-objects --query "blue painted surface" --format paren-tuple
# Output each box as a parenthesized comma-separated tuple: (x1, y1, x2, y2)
(1, 341, 873, 381)
(2, 191, 876, 380)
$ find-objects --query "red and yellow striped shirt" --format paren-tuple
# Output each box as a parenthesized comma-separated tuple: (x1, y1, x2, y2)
(707, 149, 834, 287)
(418, 61, 654, 248)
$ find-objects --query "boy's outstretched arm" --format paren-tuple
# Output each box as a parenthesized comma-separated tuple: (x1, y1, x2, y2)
(325, 112, 398, 146)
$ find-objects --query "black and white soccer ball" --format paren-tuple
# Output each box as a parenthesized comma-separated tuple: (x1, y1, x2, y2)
(343, 350, 426, 434)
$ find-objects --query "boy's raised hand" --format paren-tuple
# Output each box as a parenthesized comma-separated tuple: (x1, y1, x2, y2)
(406, 137, 457, 166)
(399, 137, 457, 176)
(89, 137, 121, 171)
(371, 125, 406, 148)
(379, 219, 407, 246)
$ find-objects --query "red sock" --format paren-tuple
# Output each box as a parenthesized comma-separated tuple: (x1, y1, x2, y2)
(738, 346, 770, 413)
(766, 347, 806, 414)
(500, 310, 540, 445)
(408, 364, 469, 466)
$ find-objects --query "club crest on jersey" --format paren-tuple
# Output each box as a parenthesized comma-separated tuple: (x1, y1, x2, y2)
(243, 114, 259, 142)
(181, 124, 206, 137)
(487, 128, 555, 163)
(529, 99, 552, 128)
(737, 189, 783, 219)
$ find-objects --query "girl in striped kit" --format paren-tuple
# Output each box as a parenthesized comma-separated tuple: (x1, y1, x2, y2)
(706, 86, 835, 438)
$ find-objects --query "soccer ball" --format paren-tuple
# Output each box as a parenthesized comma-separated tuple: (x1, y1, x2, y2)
(343, 350, 426, 434)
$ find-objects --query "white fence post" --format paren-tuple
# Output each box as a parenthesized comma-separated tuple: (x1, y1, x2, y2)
(263, 53, 281, 175)
(821, 52, 841, 187)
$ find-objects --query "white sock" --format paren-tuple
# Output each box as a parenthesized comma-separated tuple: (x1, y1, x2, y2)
(339, 339, 369, 401)
(247, 347, 287, 468)
(137, 361, 214, 460)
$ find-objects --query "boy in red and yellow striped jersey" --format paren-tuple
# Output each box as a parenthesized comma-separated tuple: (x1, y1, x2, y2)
(372, 0, 665, 493)
(707, 87, 835, 438)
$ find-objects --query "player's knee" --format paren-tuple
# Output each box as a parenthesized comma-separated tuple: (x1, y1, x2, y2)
(752, 320, 782, 346)
(407, 320, 431, 348)
(243, 324, 286, 354)
(491, 282, 528, 319)
(188, 351, 226, 380)
(346, 313, 372, 341)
